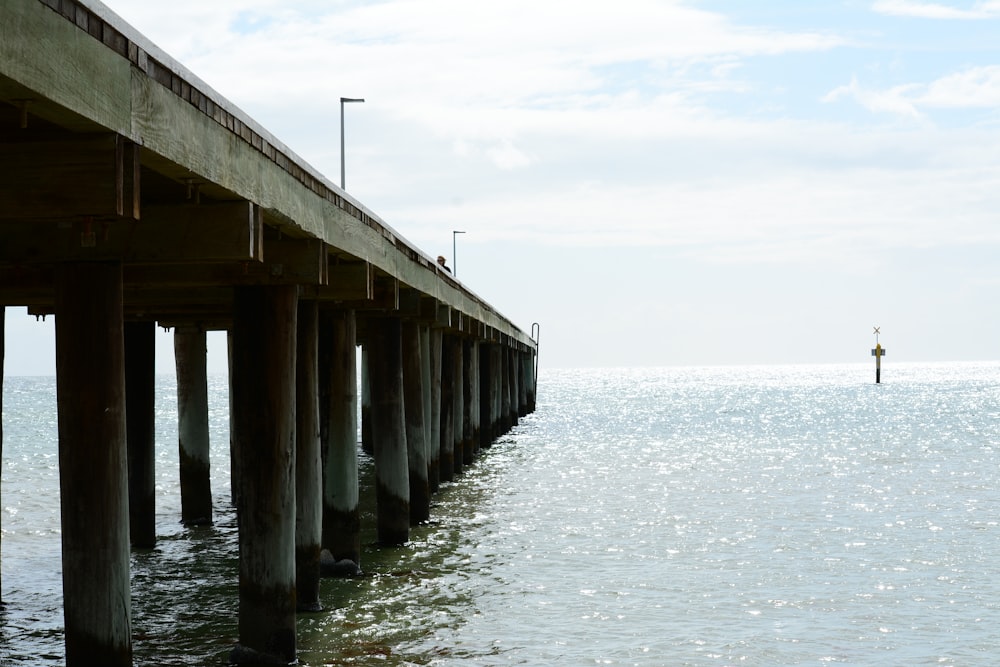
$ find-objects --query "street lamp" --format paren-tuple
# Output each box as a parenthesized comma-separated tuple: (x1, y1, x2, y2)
(340, 97, 365, 190)
(452, 230, 465, 277)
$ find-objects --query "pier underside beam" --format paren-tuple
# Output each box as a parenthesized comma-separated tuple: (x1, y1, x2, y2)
(55, 261, 132, 667)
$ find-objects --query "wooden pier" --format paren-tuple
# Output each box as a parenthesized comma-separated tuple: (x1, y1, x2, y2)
(0, 0, 538, 664)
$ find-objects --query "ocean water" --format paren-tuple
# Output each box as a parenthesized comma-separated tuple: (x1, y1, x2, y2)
(2, 362, 1000, 666)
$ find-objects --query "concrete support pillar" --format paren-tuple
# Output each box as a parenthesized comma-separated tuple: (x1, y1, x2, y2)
(295, 300, 322, 611)
(230, 285, 298, 665)
(54, 262, 131, 666)
(367, 317, 410, 546)
(438, 334, 454, 483)
(402, 321, 430, 524)
(451, 335, 464, 475)
(174, 326, 213, 526)
(428, 327, 443, 492)
(125, 320, 156, 549)
(320, 309, 361, 575)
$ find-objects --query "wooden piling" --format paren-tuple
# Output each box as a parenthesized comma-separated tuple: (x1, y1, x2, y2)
(320, 309, 361, 574)
(125, 320, 156, 549)
(174, 326, 213, 526)
(55, 262, 132, 667)
(295, 300, 322, 611)
(227, 330, 238, 506)
(419, 325, 434, 494)
(452, 335, 464, 474)
(0, 307, 3, 608)
(525, 348, 537, 413)
(518, 349, 529, 417)
(230, 285, 298, 665)
(361, 349, 373, 455)
(367, 317, 410, 546)
(428, 327, 443, 492)
(501, 350, 507, 427)
(491, 344, 503, 440)
(462, 339, 475, 464)
(439, 334, 454, 483)
(470, 341, 480, 454)
(478, 342, 494, 448)
(511, 346, 521, 427)
(501, 345, 508, 429)
(402, 320, 430, 524)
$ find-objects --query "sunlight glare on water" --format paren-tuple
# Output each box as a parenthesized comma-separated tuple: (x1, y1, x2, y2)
(3, 362, 1000, 665)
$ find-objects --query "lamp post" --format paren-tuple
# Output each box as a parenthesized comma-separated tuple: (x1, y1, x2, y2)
(452, 230, 465, 277)
(340, 97, 365, 190)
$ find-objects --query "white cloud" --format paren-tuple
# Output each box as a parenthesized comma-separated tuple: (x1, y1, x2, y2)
(107, 0, 843, 114)
(825, 66, 1000, 117)
(919, 65, 1000, 107)
(872, 0, 1000, 19)
(824, 77, 924, 118)
(484, 140, 535, 171)
(102, 0, 1000, 268)
(393, 145, 1000, 265)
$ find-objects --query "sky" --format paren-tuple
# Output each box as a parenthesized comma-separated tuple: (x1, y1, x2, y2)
(6, 0, 1000, 373)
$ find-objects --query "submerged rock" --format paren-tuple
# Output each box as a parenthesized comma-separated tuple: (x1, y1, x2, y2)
(320, 550, 363, 578)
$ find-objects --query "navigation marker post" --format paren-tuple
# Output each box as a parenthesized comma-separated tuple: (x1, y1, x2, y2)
(871, 327, 886, 384)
